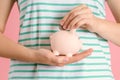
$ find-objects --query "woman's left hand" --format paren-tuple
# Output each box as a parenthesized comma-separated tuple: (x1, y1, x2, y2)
(60, 5, 102, 32)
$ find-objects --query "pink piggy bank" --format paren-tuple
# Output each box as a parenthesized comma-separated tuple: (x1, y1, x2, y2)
(50, 29, 82, 57)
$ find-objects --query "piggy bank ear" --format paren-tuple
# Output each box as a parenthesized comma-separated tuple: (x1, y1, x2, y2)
(70, 29, 76, 34)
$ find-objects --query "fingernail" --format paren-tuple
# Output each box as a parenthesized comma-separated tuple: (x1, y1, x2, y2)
(88, 48, 93, 55)
(60, 20, 64, 25)
(89, 48, 93, 52)
(63, 26, 66, 29)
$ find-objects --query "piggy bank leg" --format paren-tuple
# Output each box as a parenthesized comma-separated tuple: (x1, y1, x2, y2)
(66, 53, 73, 57)
(53, 50, 60, 56)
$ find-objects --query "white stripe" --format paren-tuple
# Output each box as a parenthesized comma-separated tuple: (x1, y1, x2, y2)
(21, 19, 60, 26)
(10, 64, 109, 71)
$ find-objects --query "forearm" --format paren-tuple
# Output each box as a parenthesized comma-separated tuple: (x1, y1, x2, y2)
(0, 32, 36, 62)
(94, 19, 120, 46)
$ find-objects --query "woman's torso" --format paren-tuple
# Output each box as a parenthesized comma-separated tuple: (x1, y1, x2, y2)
(9, 0, 114, 80)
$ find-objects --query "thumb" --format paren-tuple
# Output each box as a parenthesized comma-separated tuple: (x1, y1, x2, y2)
(69, 48, 93, 63)
(78, 48, 93, 58)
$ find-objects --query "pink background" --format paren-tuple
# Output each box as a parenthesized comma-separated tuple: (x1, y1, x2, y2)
(0, 2, 120, 80)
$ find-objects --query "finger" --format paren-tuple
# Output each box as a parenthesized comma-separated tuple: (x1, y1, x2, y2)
(71, 13, 92, 29)
(68, 13, 92, 29)
(75, 18, 89, 29)
(64, 8, 92, 30)
(66, 48, 93, 64)
(60, 5, 87, 28)
(62, 7, 88, 29)
(51, 55, 69, 66)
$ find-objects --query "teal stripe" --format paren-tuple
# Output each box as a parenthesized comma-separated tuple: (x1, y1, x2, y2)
(83, 43, 109, 48)
(24, 44, 50, 47)
(100, 45, 109, 48)
(83, 43, 100, 46)
(20, 15, 25, 20)
(93, 12, 101, 16)
(20, 30, 57, 35)
(80, 36, 106, 41)
(93, 0, 105, 17)
(80, 49, 104, 53)
(23, 16, 63, 22)
(19, 37, 49, 42)
(26, 10, 70, 14)
(19, 0, 26, 5)
(84, 43, 109, 48)
(9, 75, 113, 79)
(99, 10, 105, 17)
(93, 0, 104, 9)
(65, 63, 109, 66)
(19, 34, 107, 44)
(94, 50, 109, 53)
(80, 36, 97, 39)
(87, 56, 105, 59)
(20, 2, 98, 12)
(9, 69, 111, 74)
(10, 63, 109, 67)
(23, 43, 105, 47)
(25, 43, 102, 47)
(80, 37, 108, 43)
(106, 58, 110, 61)
(104, 52, 110, 54)
(99, 38, 107, 41)
(20, 23, 59, 28)
(85, 43, 109, 48)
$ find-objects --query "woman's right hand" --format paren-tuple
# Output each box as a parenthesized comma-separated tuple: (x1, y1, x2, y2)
(32, 48, 93, 66)
(32, 48, 69, 66)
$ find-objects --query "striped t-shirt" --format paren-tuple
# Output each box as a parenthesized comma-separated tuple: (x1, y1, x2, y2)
(9, 0, 114, 80)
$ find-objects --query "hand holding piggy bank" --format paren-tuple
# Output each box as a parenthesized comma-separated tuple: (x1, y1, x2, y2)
(50, 29, 82, 57)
